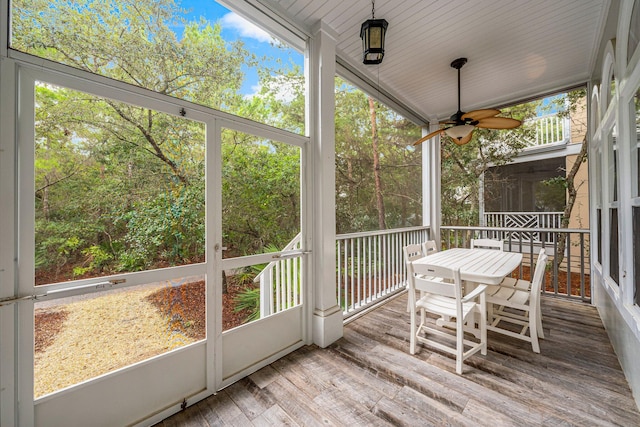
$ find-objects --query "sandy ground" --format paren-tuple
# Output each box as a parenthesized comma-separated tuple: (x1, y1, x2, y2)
(34, 286, 196, 398)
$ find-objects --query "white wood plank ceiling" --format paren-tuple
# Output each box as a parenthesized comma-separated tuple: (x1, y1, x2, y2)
(257, 0, 609, 125)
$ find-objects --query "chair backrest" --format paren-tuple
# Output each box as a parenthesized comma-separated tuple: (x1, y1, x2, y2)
(403, 244, 424, 277)
(413, 264, 463, 301)
(403, 244, 424, 264)
(422, 240, 439, 256)
(470, 238, 504, 251)
(530, 248, 548, 296)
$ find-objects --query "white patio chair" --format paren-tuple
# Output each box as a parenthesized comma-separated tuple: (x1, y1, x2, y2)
(406, 261, 487, 375)
(404, 242, 439, 312)
(470, 238, 504, 251)
(485, 248, 547, 353)
(422, 240, 439, 256)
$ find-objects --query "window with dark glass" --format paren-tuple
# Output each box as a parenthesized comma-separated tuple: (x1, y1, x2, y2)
(610, 208, 619, 285)
(597, 209, 602, 265)
(634, 207, 640, 305)
(613, 142, 619, 202)
(484, 158, 565, 212)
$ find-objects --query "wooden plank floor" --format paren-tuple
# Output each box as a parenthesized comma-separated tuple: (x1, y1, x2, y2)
(155, 295, 640, 426)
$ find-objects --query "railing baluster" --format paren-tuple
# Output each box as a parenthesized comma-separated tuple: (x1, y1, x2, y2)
(566, 233, 572, 298)
(367, 236, 372, 303)
(580, 233, 586, 301)
(374, 234, 379, 299)
(553, 233, 559, 295)
(337, 239, 342, 309)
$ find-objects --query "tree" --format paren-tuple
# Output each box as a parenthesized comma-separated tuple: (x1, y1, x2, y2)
(334, 79, 422, 234)
(552, 89, 589, 265)
(14, 0, 306, 282)
(368, 96, 386, 229)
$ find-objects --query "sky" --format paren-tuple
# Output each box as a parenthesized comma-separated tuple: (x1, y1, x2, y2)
(178, 0, 304, 97)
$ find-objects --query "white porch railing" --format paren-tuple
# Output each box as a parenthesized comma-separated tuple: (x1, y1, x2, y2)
(523, 114, 569, 147)
(441, 225, 590, 302)
(254, 233, 302, 317)
(336, 226, 431, 319)
(331, 224, 589, 322)
(255, 222, 589, 323)
(483, 212, 563, 243)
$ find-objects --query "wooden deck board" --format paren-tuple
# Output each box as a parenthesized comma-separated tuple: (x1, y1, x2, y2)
(155, 295, 640, 426)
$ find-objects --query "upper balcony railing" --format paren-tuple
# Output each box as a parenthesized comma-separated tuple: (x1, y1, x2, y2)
(521, 113, 570, 148)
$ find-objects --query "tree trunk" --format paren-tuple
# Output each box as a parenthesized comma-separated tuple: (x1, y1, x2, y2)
(556, 138, 587, 266)
(369, 96, 386, 230)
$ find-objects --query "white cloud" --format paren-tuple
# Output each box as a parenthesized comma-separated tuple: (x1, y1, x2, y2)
(221, 12, 274, 43)
(245, 77, 298, 104)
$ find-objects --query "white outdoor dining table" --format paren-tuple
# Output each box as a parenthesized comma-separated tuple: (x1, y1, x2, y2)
(411, 248, 523, 285)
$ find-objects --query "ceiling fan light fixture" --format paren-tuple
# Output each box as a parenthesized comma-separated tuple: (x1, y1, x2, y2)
(444, 124, 474, 141)
(360, 1, 388, 64)
(412, 58, 522, 147)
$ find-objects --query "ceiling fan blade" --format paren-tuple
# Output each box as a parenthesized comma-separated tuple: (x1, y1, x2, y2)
(461, 109, 500, 121)
(476, 117, 522, 129)
(452, 131, 474, 146)
(413, 128, 444, 146)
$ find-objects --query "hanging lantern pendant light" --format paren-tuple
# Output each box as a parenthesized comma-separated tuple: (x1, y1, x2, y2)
(360, 0, 388, 64)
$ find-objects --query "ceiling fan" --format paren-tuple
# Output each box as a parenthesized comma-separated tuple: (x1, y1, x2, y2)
(413, 58, 522, 146)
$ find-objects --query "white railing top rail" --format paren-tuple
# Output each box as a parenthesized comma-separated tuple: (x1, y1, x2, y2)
(442, 225, 589, 234)
(253, 232, 302, 283)
(337, 225, 430, 240)
(484, 211, 564, 216)
(526, 112, 562, 122)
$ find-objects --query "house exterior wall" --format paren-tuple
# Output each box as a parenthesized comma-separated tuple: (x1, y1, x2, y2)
(589, 0, 640, 410)
(595, 276, 640, 408)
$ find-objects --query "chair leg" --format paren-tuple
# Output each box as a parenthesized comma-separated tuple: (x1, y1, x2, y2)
(536, 303, 545, 339)
(487, 301, 495, 325)
(479, 295, 487, 355)
(529, 311, 541, 354)
(456, 318, 464, 375)
(410, 303, 417, 355)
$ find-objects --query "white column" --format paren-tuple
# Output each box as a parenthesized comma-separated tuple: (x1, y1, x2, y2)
(0, 57, 18, 427)
(422, 123, 442, 243)
(307, 22, 342, 347)
(479, 172, 486, 227)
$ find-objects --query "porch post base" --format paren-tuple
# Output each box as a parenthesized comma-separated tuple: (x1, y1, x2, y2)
(312, 305, 343, 348)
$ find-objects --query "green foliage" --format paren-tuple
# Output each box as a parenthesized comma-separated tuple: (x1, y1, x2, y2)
(19, 0, 424, 286)
(13, 0, 248, 113)
(334, 78, 423, 233)
(14, 0, 313, 285)
(119, 182, 205, 270)
(440, 99, 540, 225)
(222, 135, 300, 255)
(233, 286, 261, 323)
